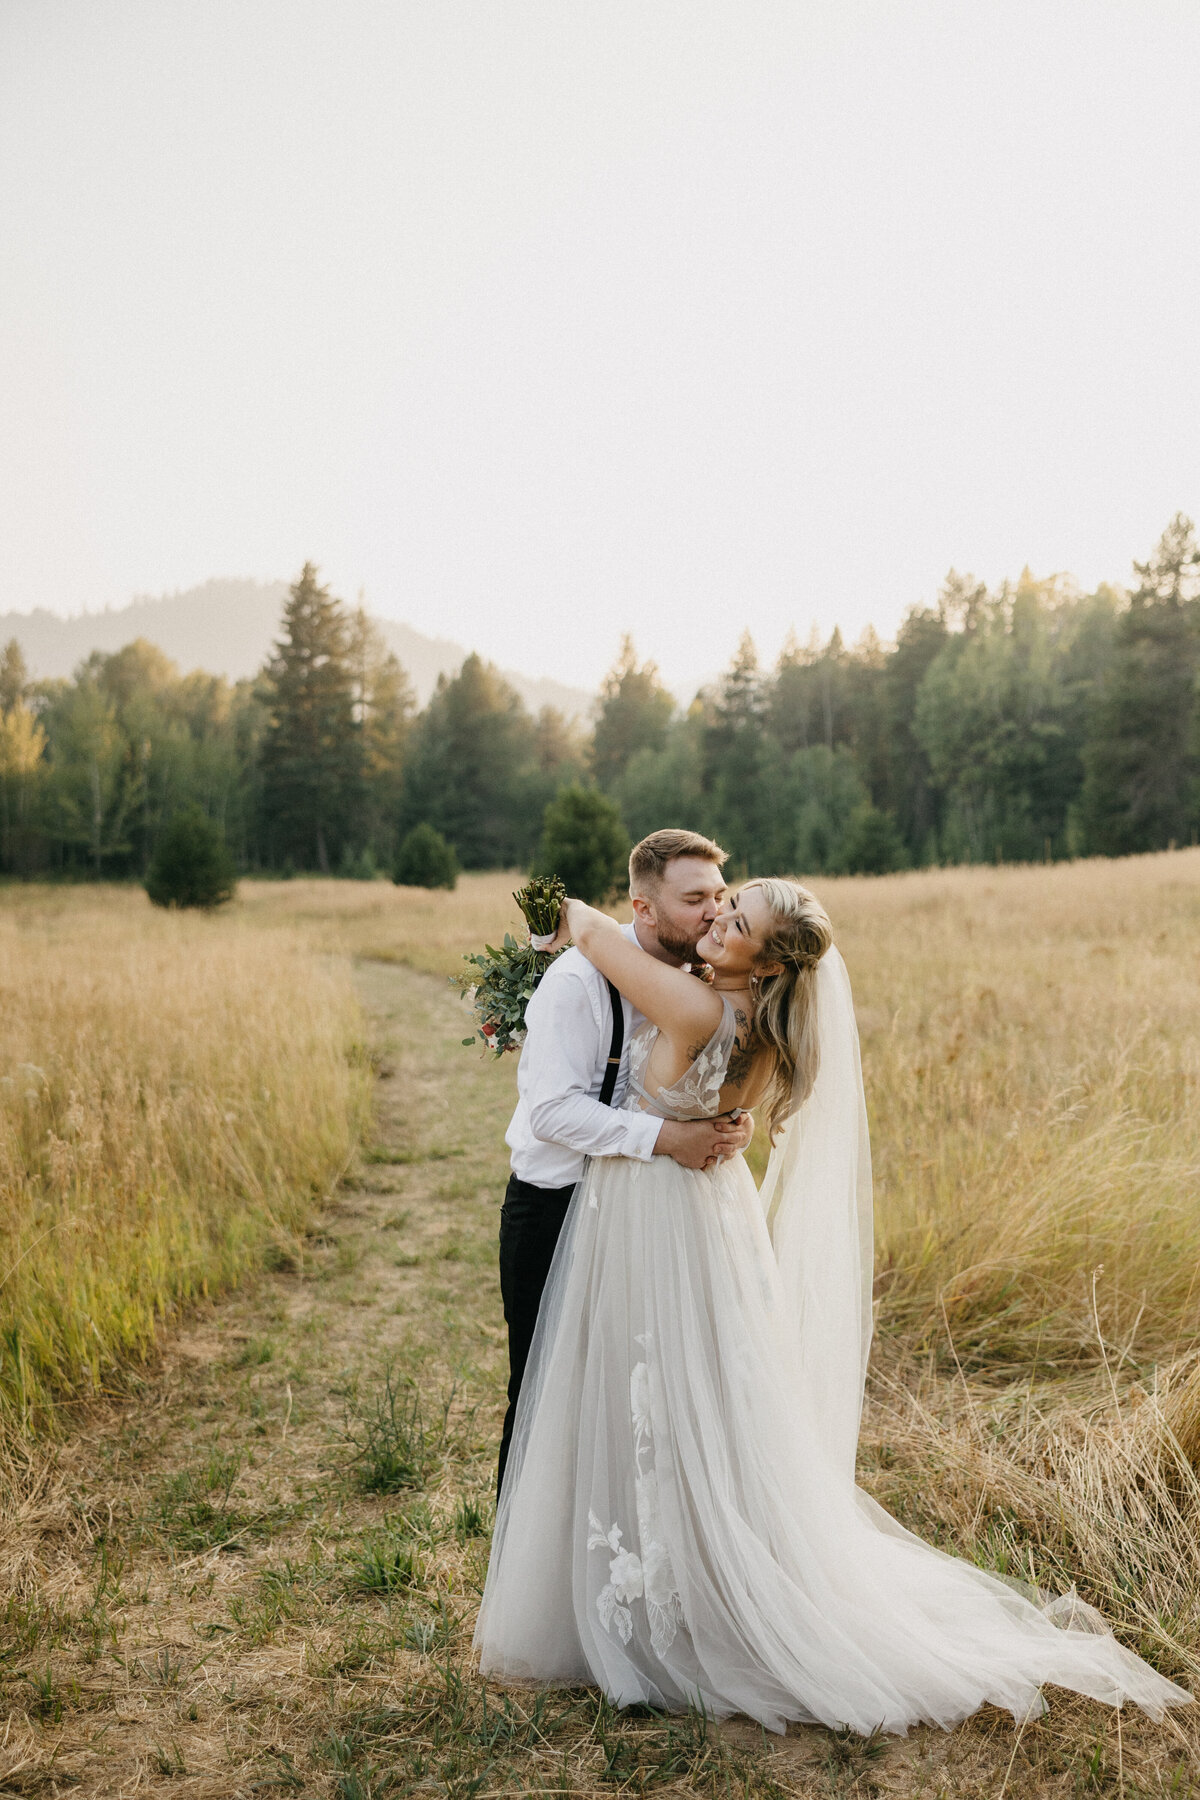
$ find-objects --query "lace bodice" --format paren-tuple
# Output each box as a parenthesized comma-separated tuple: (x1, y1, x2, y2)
(622, 995, 739, 1121)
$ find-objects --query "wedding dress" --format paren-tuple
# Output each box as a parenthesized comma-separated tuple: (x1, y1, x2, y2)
(474, 952, 1190, 1734)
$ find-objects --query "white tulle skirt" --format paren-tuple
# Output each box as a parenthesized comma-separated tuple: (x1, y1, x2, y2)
(474, 1152, 1190, 1735)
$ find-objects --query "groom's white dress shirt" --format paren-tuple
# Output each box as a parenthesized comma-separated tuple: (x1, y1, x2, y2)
(506, 921, 664, 1188)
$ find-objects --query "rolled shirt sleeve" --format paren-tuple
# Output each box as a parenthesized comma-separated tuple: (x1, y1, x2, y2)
(505, 948, 663, 1186)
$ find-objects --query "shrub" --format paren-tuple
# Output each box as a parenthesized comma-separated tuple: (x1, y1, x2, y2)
(393, 823, 459, 890)
(535, 786, 629, 904)
(145, 807, 237, 910)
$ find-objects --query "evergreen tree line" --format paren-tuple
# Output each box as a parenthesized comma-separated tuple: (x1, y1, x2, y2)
(2, 519, 1198, 884)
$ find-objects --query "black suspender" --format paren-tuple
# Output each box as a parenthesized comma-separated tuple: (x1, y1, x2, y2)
(598, 978, 624, 1107)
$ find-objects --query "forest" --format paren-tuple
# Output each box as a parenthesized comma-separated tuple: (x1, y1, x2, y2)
(1, 514, 1198, 883)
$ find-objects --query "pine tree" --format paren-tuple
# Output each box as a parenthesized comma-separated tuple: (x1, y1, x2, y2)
(786, 745, 871, 873)
(702, 633, 768, 870)
(766, 630, 820, 754)
(938, 569, 990, 636)
(0, 663, 46, 875)
(592, 637, 675, 792)
(0, 639, 28, 713)
(879, 604, 950, 861)
(393, 822, 459, 889)
(91, 639, 180, 874)
(842, 802, 906, 875)
(1080, 516, 1200, 854)
(615, 712, 706, 844)
(815, 627, 847, 750)
(841, 626, 890, 801)
(258, 565, 362, 871)
(535, 786, 629, 904)
(533, 706, 587, 779)
(398, 654, 541, 867)
(145, 806, 237, 909)
(348, 606, 415, 864)
(913, 578, 1084, 864)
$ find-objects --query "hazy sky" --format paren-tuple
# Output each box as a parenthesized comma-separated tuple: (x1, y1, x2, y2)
(2, 2, 1198, 693)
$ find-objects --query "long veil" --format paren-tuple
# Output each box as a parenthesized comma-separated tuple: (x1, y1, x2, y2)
(759, 945, 874, 1480)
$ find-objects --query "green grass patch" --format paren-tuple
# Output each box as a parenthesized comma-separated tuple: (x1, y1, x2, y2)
(342, 1527, 426, 1597)
(317, 1672, 788, 1798)
(333, 1362, 457, 1495)
(152, 1447, 295, 1554)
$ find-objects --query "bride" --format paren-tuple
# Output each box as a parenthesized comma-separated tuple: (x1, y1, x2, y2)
(473, 879, 1190, 1734)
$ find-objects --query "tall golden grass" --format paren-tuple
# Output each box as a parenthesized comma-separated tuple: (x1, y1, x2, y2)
(834, 856, 1200, 1374)
(826, 852, 1200, 1680)
(0, 885, 371, 1433)
(5, 856, 1200, 1684)
(236, 871, 529, 974)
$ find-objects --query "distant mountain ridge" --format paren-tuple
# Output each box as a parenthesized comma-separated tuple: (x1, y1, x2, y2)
(0, 578, 594, 719)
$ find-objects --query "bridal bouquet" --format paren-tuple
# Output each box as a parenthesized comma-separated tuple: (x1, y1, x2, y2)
(455, 875, 566, 1054)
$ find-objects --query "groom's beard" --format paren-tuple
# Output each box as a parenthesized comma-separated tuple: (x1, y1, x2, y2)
(654, 921, 705, 965)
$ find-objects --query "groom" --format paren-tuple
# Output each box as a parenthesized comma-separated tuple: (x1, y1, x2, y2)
(496, 827, 754, 1493)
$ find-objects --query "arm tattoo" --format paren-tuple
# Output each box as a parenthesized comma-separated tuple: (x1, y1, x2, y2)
(687, 1011, 755, 1085)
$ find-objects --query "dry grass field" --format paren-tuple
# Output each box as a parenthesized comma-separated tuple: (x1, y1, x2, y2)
(2, 854, 1200, 1797)
(0, 886, 372, 1436)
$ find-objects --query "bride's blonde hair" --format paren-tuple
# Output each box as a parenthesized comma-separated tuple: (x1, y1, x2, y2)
(745, 878, 833, 1142)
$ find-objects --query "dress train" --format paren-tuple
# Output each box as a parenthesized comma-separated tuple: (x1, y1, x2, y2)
(475, 1000, 1190, 1733)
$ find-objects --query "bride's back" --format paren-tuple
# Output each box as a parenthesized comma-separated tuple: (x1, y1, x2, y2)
(630, 999, 776, 1125)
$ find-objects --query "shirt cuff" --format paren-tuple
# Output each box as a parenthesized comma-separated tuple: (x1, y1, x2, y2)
(621, 1111, 664, 1162)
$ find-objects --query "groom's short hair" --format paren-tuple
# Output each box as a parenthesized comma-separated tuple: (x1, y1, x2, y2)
(629, 829, 727, 895)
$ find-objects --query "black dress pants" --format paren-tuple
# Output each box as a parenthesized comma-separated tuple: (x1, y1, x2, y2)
(496, 1171, 576, 1498)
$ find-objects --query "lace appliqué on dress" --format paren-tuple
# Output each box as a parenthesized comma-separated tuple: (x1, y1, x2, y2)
(622, 999, 738, 1124)
(649, 1032, 729, 1119)
(631, 1353, 685, 1653)
(624, 1025, 654, 1106)
(586, 1514, 638, 1645)
(588, 1345, 685, 1656)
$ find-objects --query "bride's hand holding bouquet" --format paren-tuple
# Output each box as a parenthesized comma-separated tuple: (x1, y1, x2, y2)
(454, 875, 567, 1054)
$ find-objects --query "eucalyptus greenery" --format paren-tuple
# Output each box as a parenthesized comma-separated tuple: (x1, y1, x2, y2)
(454, 874, 566, 1054)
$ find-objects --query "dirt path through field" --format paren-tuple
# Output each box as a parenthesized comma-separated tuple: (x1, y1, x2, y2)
(1, 961, 518, 1797)
(1, 960, 1180, 1799)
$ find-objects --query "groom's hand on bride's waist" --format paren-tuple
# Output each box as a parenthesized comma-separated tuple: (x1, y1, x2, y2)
(655, 1112, 753, 1171)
